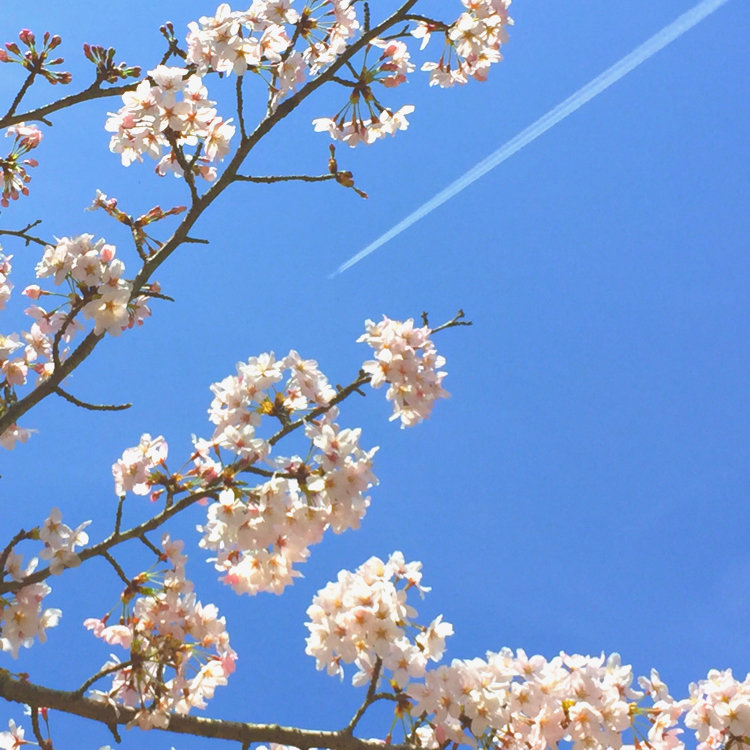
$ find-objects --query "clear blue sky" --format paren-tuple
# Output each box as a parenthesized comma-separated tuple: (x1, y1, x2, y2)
(1, 1, 748, 749)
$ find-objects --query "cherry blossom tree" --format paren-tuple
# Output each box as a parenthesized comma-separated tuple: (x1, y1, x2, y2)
(0, 3, 746, 750)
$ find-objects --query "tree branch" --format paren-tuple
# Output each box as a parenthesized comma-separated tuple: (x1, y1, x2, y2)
(0, 81, 138, 130)
(53, 387, 132, 412)
(234, 173, 337, 185)
(0, 488, 218, 595)
(0, 671, 412, 750)
(0, 220, 49, 247)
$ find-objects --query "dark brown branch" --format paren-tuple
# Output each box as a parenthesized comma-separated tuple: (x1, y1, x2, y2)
(3, 71, 37, 122)
(74, 660, 133, 699)
(29, 703, 45, 748)
(0, 81, 137, 130)
(0, 220, 49, 247)
(0, 672, 411, 750)
(234, 173, 336, 185)
(101, 550, 129, 585)
(54, 387, 132, 412)
(345, 658, 383, 734)
(236, 75, 247, 139)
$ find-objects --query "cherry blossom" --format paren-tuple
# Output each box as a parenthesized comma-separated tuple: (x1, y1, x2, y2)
(106, 65, 234, 180)
(112, 433, 168, 496)
(359, 316, 449, 427)
(87, 535, 236, 729)
(0, 551, 61, 658)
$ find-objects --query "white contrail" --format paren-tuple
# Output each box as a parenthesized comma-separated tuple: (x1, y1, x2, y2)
(331, 0, 730, 276)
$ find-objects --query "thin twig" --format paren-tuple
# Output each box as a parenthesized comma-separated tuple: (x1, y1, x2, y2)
(234, 173, 337, 185)
(138, 533, 162, 558)
(29, 704, 45, 748)
(54, 387, 132, 412)
(0, 220, 49, 247)
(3, 71, 37, 121)
(0, 528, 34, 579)
(344, 658, 382, 734)
(429, 308, 472, 334)
(0, 80, 137, 130)
(74, 660, 133, 699)
(0, 488, 218, 595)
(101, 550, 130, 586)
(236, 76, 247, 139)
(114, 496, 125, 535)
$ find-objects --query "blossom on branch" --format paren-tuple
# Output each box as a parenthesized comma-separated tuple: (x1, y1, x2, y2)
(86, 535, 236, 729)
(359, 316, 449, 427)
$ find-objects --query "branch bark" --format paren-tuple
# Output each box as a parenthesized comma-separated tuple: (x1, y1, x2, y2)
(0, 671, 411, 750)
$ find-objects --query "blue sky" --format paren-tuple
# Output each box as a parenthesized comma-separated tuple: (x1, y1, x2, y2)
(0, 1, 748, 749)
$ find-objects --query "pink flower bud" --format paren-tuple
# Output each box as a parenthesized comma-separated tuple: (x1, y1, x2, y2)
(99, 244, 116, 263)
(22, 285, 42, 299)
(18, 29, 35, 46)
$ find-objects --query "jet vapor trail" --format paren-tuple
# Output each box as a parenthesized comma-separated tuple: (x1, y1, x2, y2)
(331, 0, 730, 277)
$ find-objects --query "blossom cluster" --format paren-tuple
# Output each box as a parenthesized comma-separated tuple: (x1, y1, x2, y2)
(186, 0, 358, 78)
(0, 507, 89, 657)
(38, 506, 90, 575)
(0, 234, 151, 450)
(0, 554, 60, 659)
(35, 233, 151, 336)
(112, 433, 168, 497)
(416, 0, 513, 87)
(86, 535, 236, 729)
(191, 348, 380, 595)
(306, 554, 750, 750)
(359, 316, 449, 427)
(186, 2, 308, 111)
(305, 552, 452, 686)
(685, 669, 750, 750)
(128, 1, 512, 151)
(198, 405, 376, 595)
(407, 650, 650, 749)
(311, 38, 416, 146)
(106, 64, 234, 180)
(1, 123, 43, 207)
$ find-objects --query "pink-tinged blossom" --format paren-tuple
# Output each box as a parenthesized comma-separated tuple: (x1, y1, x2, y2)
(87, 535, 236, 728)
(305, 553, 448, 686)
(0, 566, 61, 658)
(0, 719, 27, 750)
(1, 123, 43, 206)
(685, 669, 750, 750)
(38, 507, 91, 575)
(81, 281, 132, 336)
(0, 423, 35, 450)
(106, 65, 234, 179)
(358, 316, 449, 427)
(112, 433, 168, 496)
(0, 253, 13, 309)
(197, 347, 375, 595)
(419, 0, 512, 88)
